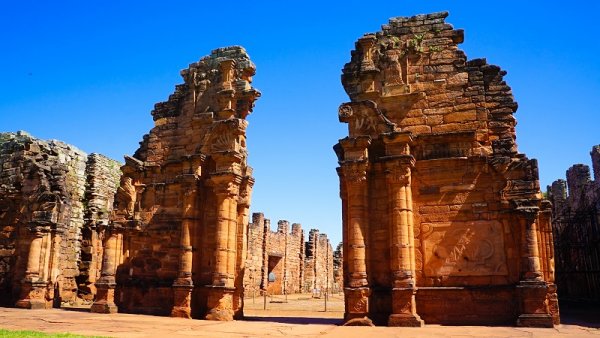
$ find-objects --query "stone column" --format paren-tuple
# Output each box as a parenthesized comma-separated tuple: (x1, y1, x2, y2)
(16, 228, 50, 309)
(90, 228, 122, 314)
(516, 207, 553, 327)
(205, 174, 239, 321)
(171, 175, 198, 318)
(233, 175, 253, 318)
(341, 159, 371, 323)
(385, 159, 423, 327)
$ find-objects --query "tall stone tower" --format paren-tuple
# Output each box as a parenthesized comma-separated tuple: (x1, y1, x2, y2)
(334, 12, 557, 326)
(91, 46, 260, 320)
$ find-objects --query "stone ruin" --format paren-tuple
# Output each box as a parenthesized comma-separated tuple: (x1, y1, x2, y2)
(244, 212, 338, 296)
(548, 145, 600, 303)
(334, 12, 558, 326)
(0, 131, 120, 308)
(0, 12, 565, 329)
(89, 46, 260, 321)
(333, 242, 343, 292)
(304, 229, 335, 294)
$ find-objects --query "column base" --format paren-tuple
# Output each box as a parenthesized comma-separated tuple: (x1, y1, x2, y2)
(547, 283, 560, 325)
(343, 287, 371, 325)
(90, 280, 117, 314)
(388, 287, 423, 327)
(90, 301, 118, 314)
(15, 298, 47, 310)
(388, 314, 424, 327)
(16, 280, 49, 309)
(171, 281, 193, 319)
(343, 315, 375, 326)
(517, 314, 554, 328)
(205, 286, 235, 321)
(516, 280, 553, 327)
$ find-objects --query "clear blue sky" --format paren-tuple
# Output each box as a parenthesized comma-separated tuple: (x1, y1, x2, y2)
(2, 1, 599, 245)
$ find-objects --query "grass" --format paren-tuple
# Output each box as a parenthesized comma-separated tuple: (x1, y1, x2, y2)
(0, 329, 106, 338)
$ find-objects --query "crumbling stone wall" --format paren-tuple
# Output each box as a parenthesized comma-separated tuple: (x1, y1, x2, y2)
(77, 154, 121, 302)
(244, 212, 336, 296)
(333, 242, 343, 293)
(548, 145, 600, 303)
(91, 46, 260, 321)
(304, 229, 334, 294)
(244, 213, 305, 295)
(0, 131, 119, 308)
(335, 12, 557, 326)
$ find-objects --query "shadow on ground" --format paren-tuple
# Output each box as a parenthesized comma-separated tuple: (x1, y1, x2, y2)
(245, 316, 343, 325)
(559, 300, 600, 328)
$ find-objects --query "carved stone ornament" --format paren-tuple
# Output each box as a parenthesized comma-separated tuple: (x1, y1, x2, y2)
(342, 162, 368, 184)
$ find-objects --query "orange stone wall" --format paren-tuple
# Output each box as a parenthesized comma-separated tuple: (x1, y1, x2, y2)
(335, 12, 558, 327)
(91, 46, 260, 321)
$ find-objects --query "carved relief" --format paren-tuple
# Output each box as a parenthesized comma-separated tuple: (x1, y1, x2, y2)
(338, 101, 396, 137)
(341, 161, 368, 184)
(423, 221, 508, 277)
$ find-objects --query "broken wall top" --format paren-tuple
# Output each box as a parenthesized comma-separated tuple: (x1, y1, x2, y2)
(339, 11, 519, 158)
(134, 46, 260, 167)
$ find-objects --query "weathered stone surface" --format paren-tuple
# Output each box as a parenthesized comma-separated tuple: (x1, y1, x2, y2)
(335, 12, 556, 326)
(244, 213, 338, 296)
(90, 46, 260, 321)
(77, 154, 121, 302)
(0, 131, 120, 308)
(548, 145, 600, 305)
(304, 229, 334, 295)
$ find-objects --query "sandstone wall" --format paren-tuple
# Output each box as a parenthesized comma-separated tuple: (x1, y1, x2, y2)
(0, 131, 119, 308)
(244, 213, 305, 296)
(77, 154, 121, 302)
(336, 12, 557, 326)
(304, 230, 334, 294)
(548, 145, 600, 303)
(91, 46, 260, 321)
(244, 212, 337, 296)
(333, 242, 343, 293)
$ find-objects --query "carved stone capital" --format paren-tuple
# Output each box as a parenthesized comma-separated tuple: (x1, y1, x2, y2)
(209, 173, 242, 198)
(341, 160, 369, 184)
(384, 159, 414, 186)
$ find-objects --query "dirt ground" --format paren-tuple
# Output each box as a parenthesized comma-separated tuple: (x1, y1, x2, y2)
(0, 295, 597, 337)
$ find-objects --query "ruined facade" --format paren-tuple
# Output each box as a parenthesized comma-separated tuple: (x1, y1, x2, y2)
(333, 242, 343, 293)
(244, 212, 337, 296)
(335, 12, 557, 326)
(548, 146, 600, 303)
(244, 213, 304, 295)
(303, 229, 334, 294)
(0, 132, 120, 309)
(90, 47, 260, 321)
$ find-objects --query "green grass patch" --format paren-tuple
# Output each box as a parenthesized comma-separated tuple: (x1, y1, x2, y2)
(0, 329, 106, 338)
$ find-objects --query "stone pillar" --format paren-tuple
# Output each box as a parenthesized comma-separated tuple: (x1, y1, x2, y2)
(16, 229, 50, 309)
(516, 207, 553, 327)
(233, 179, 251, 318)
(341, 159, 371, 323)
(205, 174, 239, 321)
(385, 159, 423, 327)
(171, 176, 198, 318)
(90, 228, 122, 314)
(382, 131, 423, 327)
